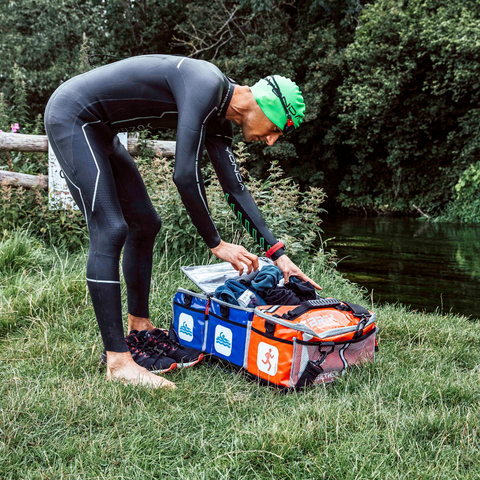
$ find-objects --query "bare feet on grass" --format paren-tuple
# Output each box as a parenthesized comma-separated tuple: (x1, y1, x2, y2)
(106, 351, 176, 389)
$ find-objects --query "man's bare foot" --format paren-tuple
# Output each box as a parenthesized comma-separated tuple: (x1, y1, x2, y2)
(128, 314, 155, 334)
(106, 351, 176, 389)
(127, 314, 168, 335)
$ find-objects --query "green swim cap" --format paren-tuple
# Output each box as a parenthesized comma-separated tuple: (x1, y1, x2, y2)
(250, 75, 305, 133)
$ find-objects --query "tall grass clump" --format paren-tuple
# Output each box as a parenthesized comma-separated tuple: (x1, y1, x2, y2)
(0, 229, 49, 273)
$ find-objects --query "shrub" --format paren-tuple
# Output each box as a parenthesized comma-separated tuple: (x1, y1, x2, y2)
(0, 182, 87, 250)
(1, 142, 326, 260)
(138, 142, 327, 261)
(437, 161, 480, 223)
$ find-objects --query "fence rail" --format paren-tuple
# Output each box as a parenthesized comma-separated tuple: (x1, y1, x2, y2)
(0, 132, 176, 189)
(0, 170, 48, 189)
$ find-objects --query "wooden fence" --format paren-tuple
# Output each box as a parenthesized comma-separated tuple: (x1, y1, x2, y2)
(0, 132, 175, 190)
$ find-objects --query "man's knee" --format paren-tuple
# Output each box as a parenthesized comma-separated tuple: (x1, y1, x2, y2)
(106, 221, 129, 249)
(139, 212, 162, 239)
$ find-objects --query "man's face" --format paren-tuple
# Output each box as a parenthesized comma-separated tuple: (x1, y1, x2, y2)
(241, 103, 283, 146)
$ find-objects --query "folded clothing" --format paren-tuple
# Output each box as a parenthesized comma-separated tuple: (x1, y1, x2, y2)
(259, 276, 317, 305)
(214, 265, 317, 307)
(215, 279, 266, 307)
(250, 265, 283, 292)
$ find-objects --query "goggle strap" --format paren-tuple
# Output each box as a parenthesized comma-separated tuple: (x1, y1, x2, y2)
(264, 76, 296, 136)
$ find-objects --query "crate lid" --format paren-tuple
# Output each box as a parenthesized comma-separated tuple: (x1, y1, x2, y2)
(181, 257, 272, 295)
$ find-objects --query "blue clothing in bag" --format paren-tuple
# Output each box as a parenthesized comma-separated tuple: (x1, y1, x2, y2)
(215, 280, 266, 307)
(214, 265, 283, 306)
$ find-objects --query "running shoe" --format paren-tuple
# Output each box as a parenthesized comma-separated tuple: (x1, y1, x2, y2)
(150, 328, 204, 368)
(125, 330, 177, 374)
(99, 332, 168, 366)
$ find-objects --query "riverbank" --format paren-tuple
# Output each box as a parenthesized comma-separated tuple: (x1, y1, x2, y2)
(1, 231, 478, 479)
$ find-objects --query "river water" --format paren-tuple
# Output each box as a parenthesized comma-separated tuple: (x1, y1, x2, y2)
(320, 216, 480, 318)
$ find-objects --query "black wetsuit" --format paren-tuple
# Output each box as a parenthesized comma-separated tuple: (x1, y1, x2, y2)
(44, 54, 285, 353)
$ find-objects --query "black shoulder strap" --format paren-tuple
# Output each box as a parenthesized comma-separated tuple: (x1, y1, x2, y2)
(343, 301, 371, 318)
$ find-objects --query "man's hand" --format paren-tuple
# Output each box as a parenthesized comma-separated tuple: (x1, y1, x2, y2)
(274, 254, 322, 290)
(211, 240, 259, 275)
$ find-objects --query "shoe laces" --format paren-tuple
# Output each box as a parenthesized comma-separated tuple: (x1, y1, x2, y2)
(151, 329, 180, 351)
(126, 332, 151, 358)
(129, 332, 171, 363)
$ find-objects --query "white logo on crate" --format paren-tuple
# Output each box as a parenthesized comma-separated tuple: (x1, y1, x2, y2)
(300, 313, 335, 329)
(314, 371, 339, 384)
(257, 342, 279, 376)
(214, 325, 233, 357)
(178, 313, 194, 342)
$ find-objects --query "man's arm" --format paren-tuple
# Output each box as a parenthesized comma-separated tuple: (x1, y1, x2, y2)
(205, 117, 322, 289)
(205, 117, 285, 261)
(170, 69, 223, 249)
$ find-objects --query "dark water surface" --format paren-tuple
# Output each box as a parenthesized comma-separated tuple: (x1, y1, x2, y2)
(321, 216, 480, 318)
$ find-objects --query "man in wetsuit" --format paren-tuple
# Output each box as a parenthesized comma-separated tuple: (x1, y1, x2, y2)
(44, 54, 319, 389)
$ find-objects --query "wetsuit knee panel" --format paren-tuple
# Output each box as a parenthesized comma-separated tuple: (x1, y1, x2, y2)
(105, 220, 129, 248)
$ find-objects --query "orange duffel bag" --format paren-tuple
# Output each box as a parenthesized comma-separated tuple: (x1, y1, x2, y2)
(247, 298, 378, 389)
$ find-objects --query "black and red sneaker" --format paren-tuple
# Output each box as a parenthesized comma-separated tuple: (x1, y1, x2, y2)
(150, 328, 204, 369)
(126, 330, 177, 374)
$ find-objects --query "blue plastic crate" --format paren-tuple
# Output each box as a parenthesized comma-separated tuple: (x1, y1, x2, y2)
(205, 297, 254, 368)
(172, 288, 209, 352)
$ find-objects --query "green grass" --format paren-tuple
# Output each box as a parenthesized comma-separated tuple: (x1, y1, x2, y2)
(1, 230, 479, 479)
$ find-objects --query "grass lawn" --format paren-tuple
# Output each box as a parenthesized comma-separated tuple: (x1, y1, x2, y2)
(0, 231, 479, 479)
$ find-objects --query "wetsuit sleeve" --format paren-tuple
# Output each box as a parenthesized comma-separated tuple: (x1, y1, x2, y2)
(171, 73, 222, 249)
(205, 117, 285, 261)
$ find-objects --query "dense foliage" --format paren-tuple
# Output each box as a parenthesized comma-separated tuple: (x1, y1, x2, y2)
(1, 0, 480, 220)
(331, 0, 480, 216)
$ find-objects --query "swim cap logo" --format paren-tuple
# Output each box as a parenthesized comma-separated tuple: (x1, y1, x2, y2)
(178, 313, 194, 342)
(226, 147, 244, 190)
(214, 325, 232, 357)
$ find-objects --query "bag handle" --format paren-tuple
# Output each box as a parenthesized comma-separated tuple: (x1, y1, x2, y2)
(316, 342, 336, 366)
(184, 294, 193, 308)
(265, 320, 276, 335)
(220, 304, 230, 318)
(279, 298, 341, 320)
(342, 301, 371, 318)
(279, 298, 371, 321)
(296, 342, 335, 388)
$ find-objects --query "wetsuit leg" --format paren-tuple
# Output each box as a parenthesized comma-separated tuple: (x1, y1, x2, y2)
(45, 113, 129, 353)
(107, 137, 162, 319)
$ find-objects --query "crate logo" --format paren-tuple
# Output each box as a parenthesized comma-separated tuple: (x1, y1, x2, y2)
(257, 342, 278, 376)
(214, 325, 232, 357)
(314, 371, 339, 385)
(178, 313, 194, 342)
(300, 313, 336, 330)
